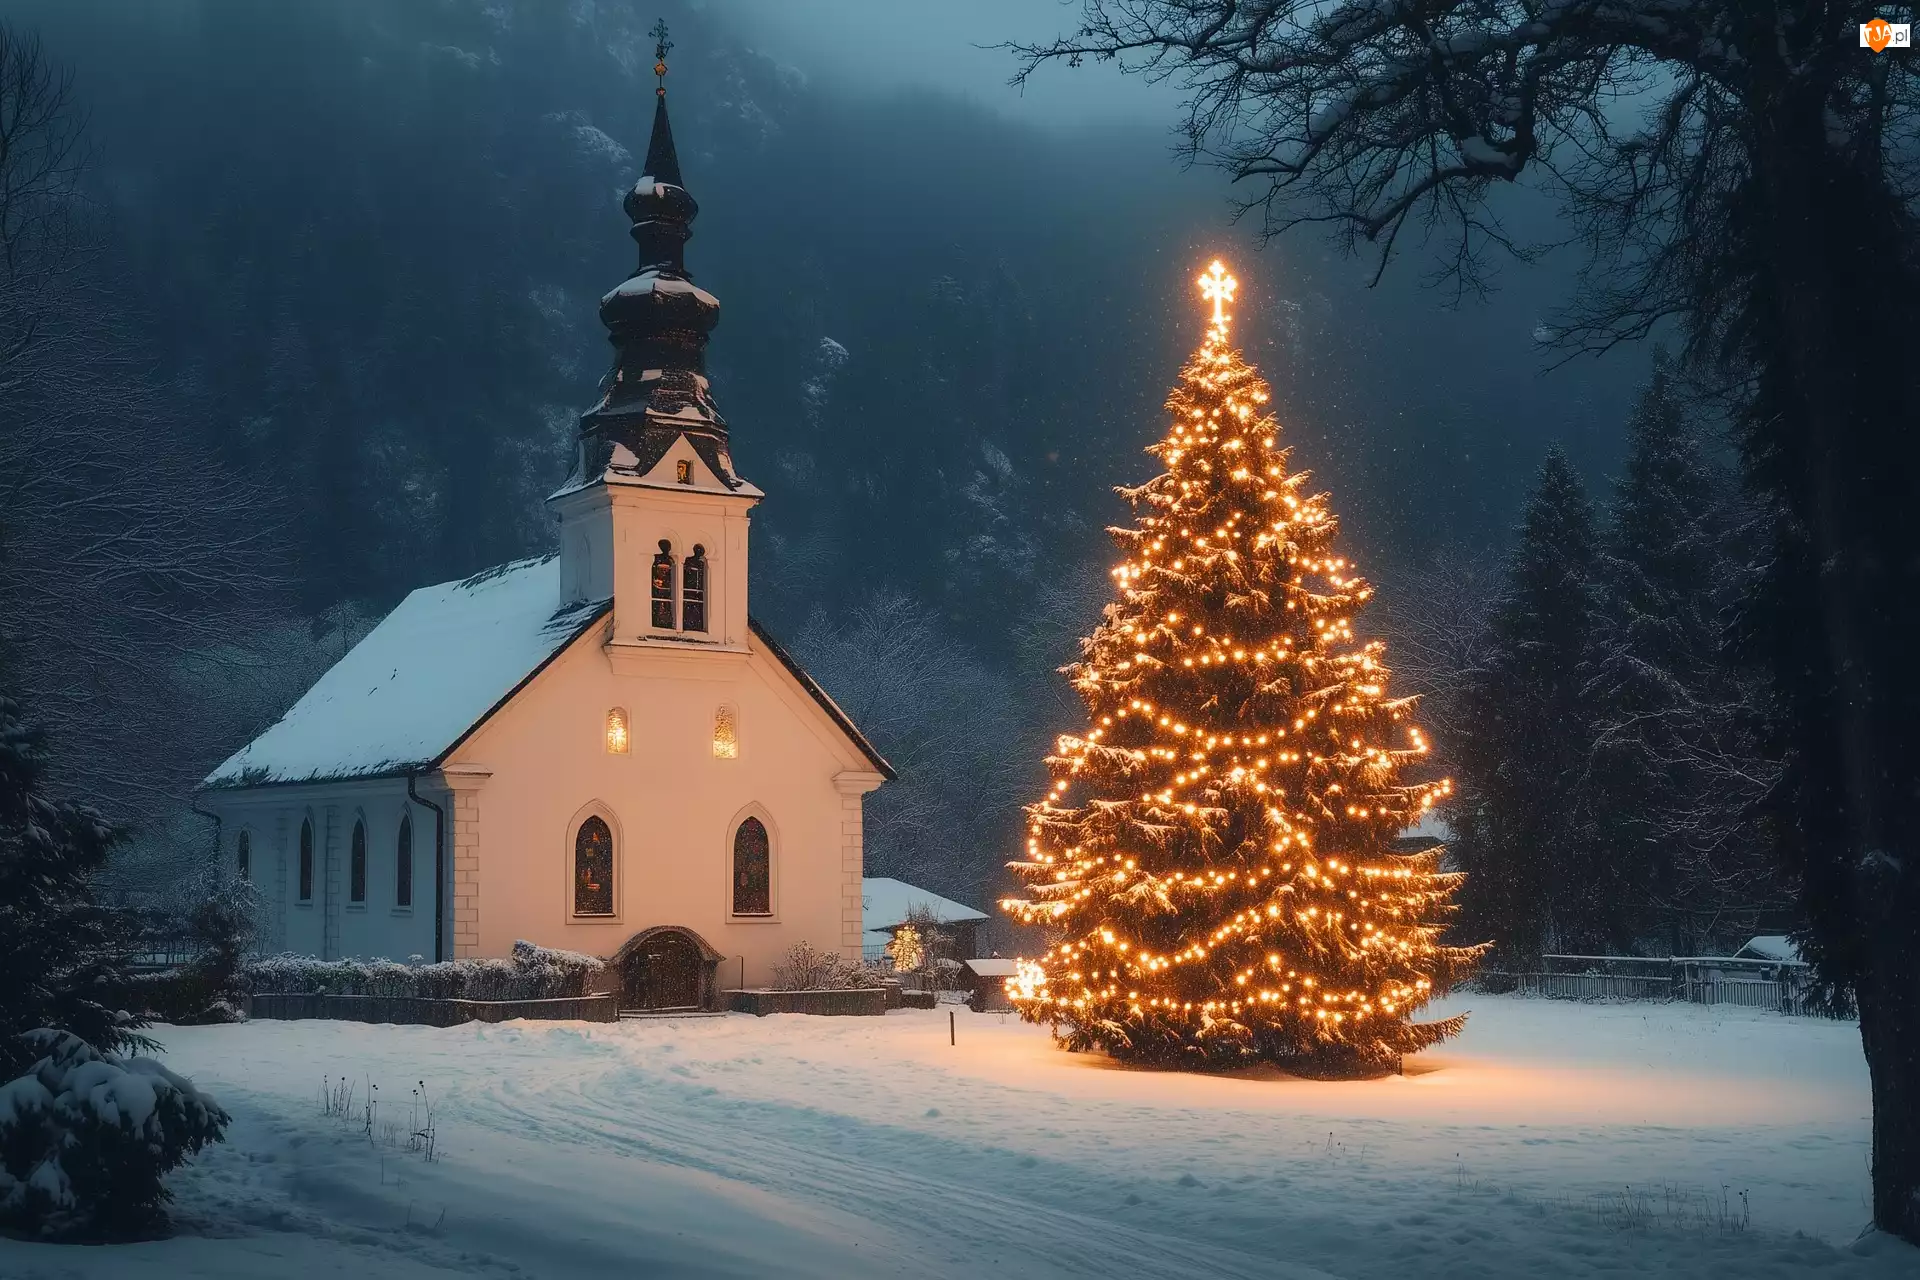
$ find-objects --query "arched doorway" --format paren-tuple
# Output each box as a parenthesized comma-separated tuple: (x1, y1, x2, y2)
(613, 926, 723, 1012)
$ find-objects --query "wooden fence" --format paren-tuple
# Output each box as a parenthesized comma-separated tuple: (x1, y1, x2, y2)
(1483, 954, 1837, 1017)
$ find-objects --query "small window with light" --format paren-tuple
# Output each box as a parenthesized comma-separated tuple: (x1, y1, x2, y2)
(713, 705, 739, 759)
(606, 707, 631, 754)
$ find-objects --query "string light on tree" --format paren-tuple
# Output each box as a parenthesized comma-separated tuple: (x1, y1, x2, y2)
(1001, 261, 1486, 1076)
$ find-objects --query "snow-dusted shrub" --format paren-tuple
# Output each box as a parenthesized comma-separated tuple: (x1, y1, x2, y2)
(0, 1029, 228, 1239)
(240, 940, 602, 1001)
(769, 942, 881, 991)
(123, 877, 260, 1026)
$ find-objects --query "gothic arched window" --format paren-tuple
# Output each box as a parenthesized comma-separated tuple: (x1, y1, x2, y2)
(650, 540, 676, 629)
(396, 814, 414, 908)
(682, 545, 708, 633)
(574, 816, 615, 916)
(298, 819, 314, 901)
(237, 830, 252, 882)
(349, 819, 367, 903)
(732, 816, 771, 916)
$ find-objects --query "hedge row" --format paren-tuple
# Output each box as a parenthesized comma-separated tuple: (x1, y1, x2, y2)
(240, 939, 602, 1001)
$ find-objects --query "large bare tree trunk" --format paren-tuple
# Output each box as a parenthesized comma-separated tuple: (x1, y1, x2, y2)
(1754, 95, 1920, 1244)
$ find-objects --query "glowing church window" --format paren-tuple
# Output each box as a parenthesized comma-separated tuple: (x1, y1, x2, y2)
(712, 705, 738, 759)
(606, 707, 631, 754)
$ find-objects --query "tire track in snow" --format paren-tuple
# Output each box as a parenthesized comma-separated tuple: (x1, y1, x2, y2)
(461, 1056, 1332, 1280)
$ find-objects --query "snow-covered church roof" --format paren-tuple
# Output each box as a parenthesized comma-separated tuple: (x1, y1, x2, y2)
(204, 555, 893, 789)
(204, 557, 609, 788)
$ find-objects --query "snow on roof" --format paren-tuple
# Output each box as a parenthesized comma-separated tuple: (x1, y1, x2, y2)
(204, 557, 608, 788)
(1736, 935, 1803, 964)
(861, 878, 988, 933)
(600, 270, 720, 309)
(963, 958, 1018, 977)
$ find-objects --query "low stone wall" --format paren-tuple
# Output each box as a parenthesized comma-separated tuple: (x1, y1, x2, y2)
(246, 993, 618, 1025)
(898, 990, 937, 1010)
(726, 988, 888, 1017)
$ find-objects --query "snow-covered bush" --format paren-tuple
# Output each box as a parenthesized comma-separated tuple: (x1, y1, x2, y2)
(769, 942, 882, 991)
(0, 1029, 228, 1240)
(123, 876, 261, 1026)
(241, 940, 602, 1001)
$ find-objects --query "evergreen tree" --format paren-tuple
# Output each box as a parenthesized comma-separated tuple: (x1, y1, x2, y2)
(1585, 361, 1780, 952)
(1450, 447, 1601, 961)
(1003, 264, 1482, 1076)
(0, 673, 147, 1076)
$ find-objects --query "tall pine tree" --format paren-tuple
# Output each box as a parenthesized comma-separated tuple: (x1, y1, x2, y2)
(1450, 448, 1601, 961)
(1585, 361, 1779, 952)
(1003, 263, 1482, 1075)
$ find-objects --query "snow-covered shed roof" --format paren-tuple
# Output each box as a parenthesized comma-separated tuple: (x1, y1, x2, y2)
(1735, 936, 1804, 964)
(964, 958, 1018, 978)
(861, 878, 988, 934)
(204, 557, 608, 789)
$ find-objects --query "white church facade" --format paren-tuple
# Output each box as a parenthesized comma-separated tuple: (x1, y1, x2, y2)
(200, 70, 891, 1010)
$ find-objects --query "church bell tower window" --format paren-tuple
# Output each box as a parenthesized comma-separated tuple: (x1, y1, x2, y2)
(682, 546, 708, 633)
(650, 541, 676, 629)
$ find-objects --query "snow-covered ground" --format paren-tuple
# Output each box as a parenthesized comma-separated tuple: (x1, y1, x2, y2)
(2, 995, 1913, 1279)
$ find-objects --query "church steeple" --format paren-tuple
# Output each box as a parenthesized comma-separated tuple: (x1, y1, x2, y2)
(574, 21, 744, 490)
(552, 23, 760, 648)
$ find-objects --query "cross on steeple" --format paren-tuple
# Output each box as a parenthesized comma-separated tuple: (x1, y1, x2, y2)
(651, 19, 673, 97)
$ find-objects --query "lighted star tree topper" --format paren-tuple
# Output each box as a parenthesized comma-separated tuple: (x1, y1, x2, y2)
(1003, 261, 1486, 1075)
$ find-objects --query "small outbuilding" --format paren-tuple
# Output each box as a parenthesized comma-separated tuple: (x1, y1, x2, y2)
(860, 878, 989, 964)
(963, 957, 1019, 1013)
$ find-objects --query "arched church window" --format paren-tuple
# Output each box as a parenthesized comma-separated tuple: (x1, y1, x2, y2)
(651, 540, 676, 629)
(732, 816, 771, 916)
(237, 830, 251, 882)
(349, 819, 367, 903)
(574, 816, 615, 916)
(606, 707, 631, 754)
(396, 815, 414, 908)
(712, 705, 738, 759)
(682, 546, 708, 633)
(298, 819, 314, 901)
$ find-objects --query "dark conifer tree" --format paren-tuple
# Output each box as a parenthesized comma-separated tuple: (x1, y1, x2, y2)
(1450, 447, 1601, 961)
(1585, 361, 1779, 952)
(0, 673, 147, 1076)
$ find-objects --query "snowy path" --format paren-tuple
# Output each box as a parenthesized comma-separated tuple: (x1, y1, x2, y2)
(2, 996, 1914, 1279)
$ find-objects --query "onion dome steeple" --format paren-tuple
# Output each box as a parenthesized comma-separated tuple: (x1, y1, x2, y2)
(574, 21, 747, 491)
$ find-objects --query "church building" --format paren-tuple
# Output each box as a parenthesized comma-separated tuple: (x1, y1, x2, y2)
(199, 58, 892, 1011)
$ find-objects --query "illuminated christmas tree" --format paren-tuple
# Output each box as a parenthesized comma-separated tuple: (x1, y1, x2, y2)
(1003, 263, 1485, 1075)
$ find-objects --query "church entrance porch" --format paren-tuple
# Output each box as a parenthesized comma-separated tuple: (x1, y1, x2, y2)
(613, 925, 724, 1012)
